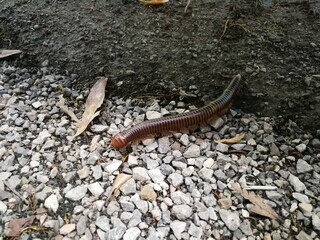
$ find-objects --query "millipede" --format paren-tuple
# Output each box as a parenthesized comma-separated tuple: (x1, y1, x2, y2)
(111, 74, 242, 148)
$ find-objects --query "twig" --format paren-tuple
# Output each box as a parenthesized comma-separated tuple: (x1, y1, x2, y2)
(184, 0, 192, 12)
(244, 185, 277, 191)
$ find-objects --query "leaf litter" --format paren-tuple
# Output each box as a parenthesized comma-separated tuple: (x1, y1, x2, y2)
(230, 180, 281, 221)
(58, 77, 108, 138)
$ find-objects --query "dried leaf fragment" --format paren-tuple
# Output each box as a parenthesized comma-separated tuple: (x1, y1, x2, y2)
(215, 132, 245, 144)
(0, 49, 22, 59)
(139, 0, 169, 5)
(7, 216, 35, 237)
(107, 173, 132, 201)
(74, 77, 108, 137)
(58, 95, 80, 123)
(230, 180, 281, 221)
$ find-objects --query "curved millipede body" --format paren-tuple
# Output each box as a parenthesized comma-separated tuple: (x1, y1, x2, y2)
(111, 74, 242, 148)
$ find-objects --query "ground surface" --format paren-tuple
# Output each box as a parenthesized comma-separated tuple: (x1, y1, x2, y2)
(0, 0, 319, 134)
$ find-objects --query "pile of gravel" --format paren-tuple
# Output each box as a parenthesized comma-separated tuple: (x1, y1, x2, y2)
(0, 62, 319, 239)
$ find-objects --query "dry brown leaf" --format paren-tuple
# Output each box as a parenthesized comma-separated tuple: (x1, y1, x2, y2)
(107, 173, 132, 201)
(74, 77, 108, 137)
(230, 181, 281, 221)
(7, 216, 35, 237)
(139, 0, 169, 5)
(0, 49, 22, 59)
(58, 95, 80, 123)
(215, 132, 245, 144)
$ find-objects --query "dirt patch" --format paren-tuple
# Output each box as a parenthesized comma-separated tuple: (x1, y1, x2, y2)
(0, 0, 319, 134)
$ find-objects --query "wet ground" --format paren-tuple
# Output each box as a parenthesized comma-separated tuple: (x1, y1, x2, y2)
(0, 0, 319, 135)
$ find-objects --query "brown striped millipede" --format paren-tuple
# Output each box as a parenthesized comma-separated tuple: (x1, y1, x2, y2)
(111, 74, 242, 148)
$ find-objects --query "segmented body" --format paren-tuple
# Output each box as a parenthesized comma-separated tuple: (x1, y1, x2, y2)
(111, 74, 242, 148)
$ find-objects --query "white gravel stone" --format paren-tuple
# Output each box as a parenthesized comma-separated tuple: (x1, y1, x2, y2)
(32, 101, 42, 109)
(312, 214, 320, 231)
(44, 194, 59, 213)
(132, 167, 150, 181)
(219, 209, 240, 231)
(146, 110, 161, 120)
(148, 168, 165, 183)
(0, 201, 7, 214)
(170, 220, 186, 239)
(183, 144, 200, 158)
(172, 204, 192, 221)
(96, 215, 110, 232)
(60, 223, 76, 235)
(288, 174, 306, 192)
(296, 159, 313, 173)
(65, 185, 87, 201)
(123, 227, 141, 240)
(105, 160, 122, 174)
(295, 143, 307, 152)
(88, 182, 104, 197)
(168, 173, 184, 187)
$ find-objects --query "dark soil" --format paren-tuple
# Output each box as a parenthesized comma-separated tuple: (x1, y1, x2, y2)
(1, 0, 319, 134)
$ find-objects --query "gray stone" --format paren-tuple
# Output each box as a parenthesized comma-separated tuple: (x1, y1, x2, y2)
(123, 227, 141, 240)
(312, 214, 320, 231)
(183, 144, 200, 158)
(65, 185, 87, 201)
(60, 224, 76, 235)
(88, 182, 104, 197)
(44, 194, 59, 213)
(288, 174, 306, 192)
(219, 209, 240, 231)
(168, 173, 184, 187)
(132, 167, 150, 181)
(148, 168, 165, 183)
(292, 192, 309, 203)
(128, 209, 142, 228)
(120, 178, 137, 195)
(198, 168, 213, 182)
(188, 222, 202, 238)
(172, 205, 192, 220)
(171, 191, 191, 205)
(96, 215, 110, 232)
(77, 216, 87, 235)
(295, 143, 307, 152)
(215, 143, 229, 152)
(158, 137, 171, 154)
(170, 220, 186, 239)
(296, 159, 313, 173)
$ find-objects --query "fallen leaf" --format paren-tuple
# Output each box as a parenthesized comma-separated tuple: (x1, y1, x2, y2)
(230, 181, 281, 221)
(215, 132, 245, 144)
(74, 77, 108, 137)
(107, 173, 132, 201)
(139, 0, 169, 5)
(58, 95, 80, 123)
(7, 216, 36, 237)
(0, 49, 22, 59)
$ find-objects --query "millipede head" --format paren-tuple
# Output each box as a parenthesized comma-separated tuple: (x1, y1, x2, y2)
(111, 134, 127, 148)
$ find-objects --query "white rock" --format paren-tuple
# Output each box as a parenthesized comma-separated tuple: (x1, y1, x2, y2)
(146, 111, 161, 120)
(44, 194, 59, 213)
(60, 223, 76, 235)
(123, 227, 141, 240)
(88, 182, 104, 197)
(133, 167, 150, 181)
(65, 185, 87, 201)
(170, 220, 186, 239)
(183, 144, 200, 158)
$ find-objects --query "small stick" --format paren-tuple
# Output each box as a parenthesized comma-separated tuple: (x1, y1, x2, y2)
(184, 0, 192, 12)
(244, 185, 277, 191)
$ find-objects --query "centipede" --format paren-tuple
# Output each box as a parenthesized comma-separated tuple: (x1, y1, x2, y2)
(111, 74, 242, 148)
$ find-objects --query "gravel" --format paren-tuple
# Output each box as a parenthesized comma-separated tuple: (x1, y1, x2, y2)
(0, 63, 319, 239)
